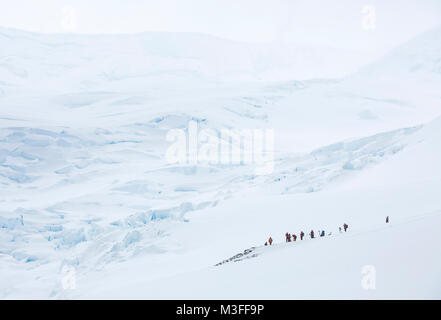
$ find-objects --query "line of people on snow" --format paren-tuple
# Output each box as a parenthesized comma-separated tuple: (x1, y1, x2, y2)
(265, 222, 349, 246)
(265, 216, 390, 246)
(285, 223, 347, 245)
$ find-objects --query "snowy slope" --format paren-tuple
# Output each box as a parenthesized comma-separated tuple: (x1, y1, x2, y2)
(74, 116, 441, 299)
(1, 26, 441, 299)
(1, 117, 439, 299)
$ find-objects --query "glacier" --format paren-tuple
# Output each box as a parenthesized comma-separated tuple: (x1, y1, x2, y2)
(0, 25, 441, 299)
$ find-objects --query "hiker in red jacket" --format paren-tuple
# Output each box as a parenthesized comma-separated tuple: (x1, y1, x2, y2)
(268, 237, 273, 245)
(300, 231, 305, 240)
(287, 234, 292, 242)
(310, 230, 315, 239)
(292, 234, 297, 242)
(285, 233, 290, 243)
(343, 223, 348, 232)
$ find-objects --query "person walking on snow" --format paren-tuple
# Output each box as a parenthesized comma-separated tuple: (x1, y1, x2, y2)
(343, 223, 348, 232)
(310, 230, 315, 239)
(293, 234, 297, 242)
(268, 237, 273, 245)
(300, 231, 305, 241)
(386, 216, 389, 223)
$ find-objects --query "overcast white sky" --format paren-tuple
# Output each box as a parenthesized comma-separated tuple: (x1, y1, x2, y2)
(1, 0, 441, 55)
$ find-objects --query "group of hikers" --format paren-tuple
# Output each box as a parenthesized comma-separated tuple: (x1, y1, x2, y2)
(264, 216, 390, 246)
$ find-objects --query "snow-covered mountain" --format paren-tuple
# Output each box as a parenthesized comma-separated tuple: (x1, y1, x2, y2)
(270, 25, 441, 152)
(0, 26, 369, 95)
(356, 25, 441, 80)
(0, 25, 441, 299)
